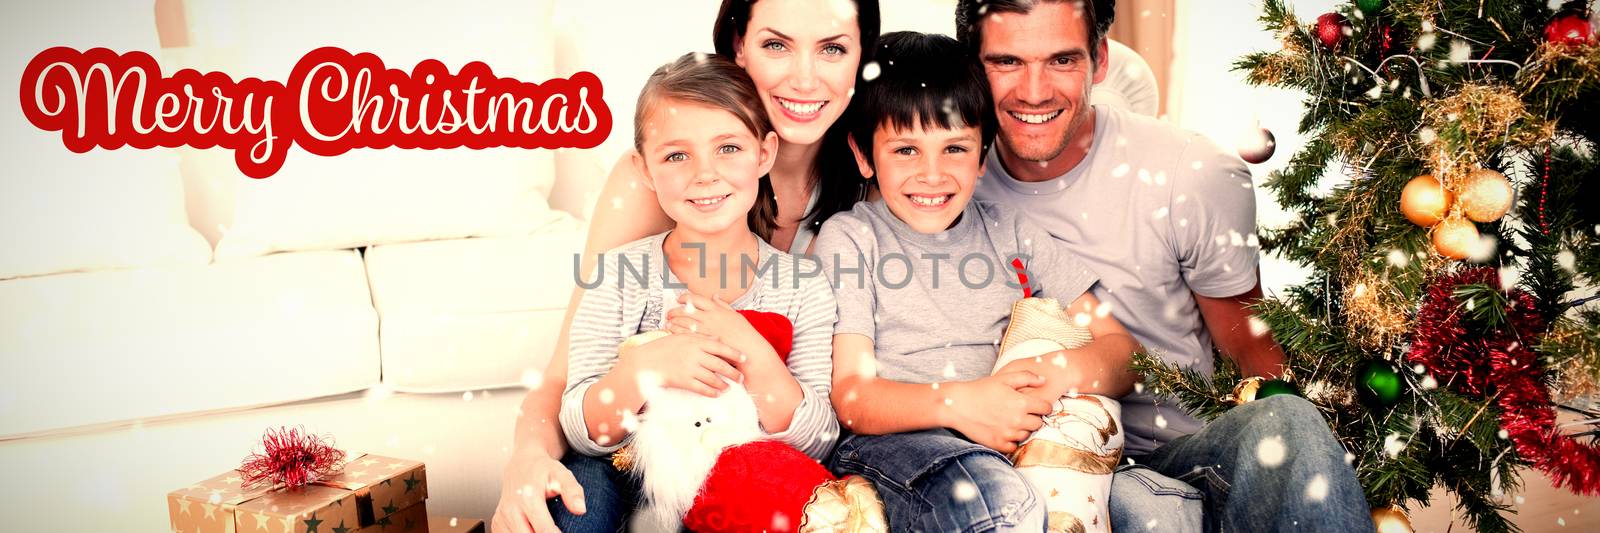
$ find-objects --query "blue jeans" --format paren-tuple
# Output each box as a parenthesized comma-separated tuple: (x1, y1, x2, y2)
(547, 452, 637, 533)
(828, 429, 1046, 532)
(1109, 395, 1374, 532)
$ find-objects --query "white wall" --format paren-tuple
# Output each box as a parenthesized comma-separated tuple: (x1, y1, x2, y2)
(1171, 0, 1344, 295)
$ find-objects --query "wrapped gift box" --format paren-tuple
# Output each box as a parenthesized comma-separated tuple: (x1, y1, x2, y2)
(168, 453, 427, 533)
(350, 502, 484, 533)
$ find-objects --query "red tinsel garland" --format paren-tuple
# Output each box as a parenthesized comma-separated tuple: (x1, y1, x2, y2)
(237, 426, 346, 488)
(1406, 268, 1600, 495)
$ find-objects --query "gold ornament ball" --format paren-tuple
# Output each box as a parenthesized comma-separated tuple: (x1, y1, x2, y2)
(1371, 505, 1414, 533)
(1233, 376, 1265, 404)
(1400, 175, 1453, 227)
(1459, 169, 1513, 223)
(1432, 216, 1479, 260)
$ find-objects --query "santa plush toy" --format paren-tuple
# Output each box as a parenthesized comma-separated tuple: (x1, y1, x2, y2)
(617, 310, 885, 533)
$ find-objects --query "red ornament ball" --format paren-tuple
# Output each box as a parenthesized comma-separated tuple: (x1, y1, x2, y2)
(1316, 12, 1352, 50)
(1238, 127, 1277, 164)
(1545, 13, 1594, 47)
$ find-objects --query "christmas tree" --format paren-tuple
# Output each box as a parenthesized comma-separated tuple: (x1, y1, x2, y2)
(1131, 1, 1600, 531)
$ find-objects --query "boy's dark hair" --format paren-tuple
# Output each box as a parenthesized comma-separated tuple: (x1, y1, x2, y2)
(634, 52, 779, 240)
(713, 0, 883, 234)
(955, 0, 1116, 67)
(847, 31, 997, 169)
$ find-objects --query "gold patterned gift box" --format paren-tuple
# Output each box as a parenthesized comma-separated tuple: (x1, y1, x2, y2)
(167, 454, 428, 533)
(349, 503, 485, 533)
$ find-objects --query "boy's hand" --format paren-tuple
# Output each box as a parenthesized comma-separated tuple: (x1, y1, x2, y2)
(616, 332, 743, 398)
(664, 293, 777, 369)
(941, 371, 1053, 454)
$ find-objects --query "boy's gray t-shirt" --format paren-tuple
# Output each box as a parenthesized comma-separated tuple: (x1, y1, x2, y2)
(974, 105, 1260, 455)
(813, 199, 1099, 384)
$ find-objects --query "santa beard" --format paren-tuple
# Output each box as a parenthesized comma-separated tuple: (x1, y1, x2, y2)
(628, 381, 764, 531)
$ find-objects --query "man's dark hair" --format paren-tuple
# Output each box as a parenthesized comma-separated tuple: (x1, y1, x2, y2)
(847, 31, 998, 169)
(955, 0, 1116, 66)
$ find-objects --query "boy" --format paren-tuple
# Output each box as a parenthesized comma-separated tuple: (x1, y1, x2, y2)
(814, 32, 1139, 532)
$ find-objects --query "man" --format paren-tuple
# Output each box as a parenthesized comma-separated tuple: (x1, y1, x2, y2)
(956, 1, 1375, 531)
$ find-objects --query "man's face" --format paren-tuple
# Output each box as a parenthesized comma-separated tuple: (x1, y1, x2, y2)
(978, 2, 1107, 163)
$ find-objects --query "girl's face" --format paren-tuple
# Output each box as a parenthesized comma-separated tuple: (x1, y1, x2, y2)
(635, 100, 778, 237)
(734, 0, 861, 147)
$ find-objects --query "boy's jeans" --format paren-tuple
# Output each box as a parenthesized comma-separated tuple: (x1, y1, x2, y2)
(828, 428, 1047, 532)
(1109, 395, 1375, 533)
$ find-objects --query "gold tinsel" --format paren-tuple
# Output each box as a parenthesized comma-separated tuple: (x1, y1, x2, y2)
(1545, 319, 1600, 402)
(1518, 42, 1600, 104)
(1342, 273, 1411, 351)
(1421, 84, 1553, 193)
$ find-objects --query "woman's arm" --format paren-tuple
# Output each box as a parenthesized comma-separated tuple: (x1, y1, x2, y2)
(508, 152, 673, 457)
(495, 153, 673, 532)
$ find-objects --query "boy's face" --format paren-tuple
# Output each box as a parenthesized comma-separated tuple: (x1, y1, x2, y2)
(850, 120, 985, 234)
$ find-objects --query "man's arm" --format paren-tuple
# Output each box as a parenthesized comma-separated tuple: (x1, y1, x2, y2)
(1194, 273, 1286, 379)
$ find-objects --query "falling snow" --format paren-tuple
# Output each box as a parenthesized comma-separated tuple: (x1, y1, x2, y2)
(1257, 435, 1286, 467)
(1305, 474, 1329, 502)
(1383, 433, 1406, 457)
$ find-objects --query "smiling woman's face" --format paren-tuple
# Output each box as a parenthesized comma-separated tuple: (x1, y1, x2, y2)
(734, 0, 861, 148)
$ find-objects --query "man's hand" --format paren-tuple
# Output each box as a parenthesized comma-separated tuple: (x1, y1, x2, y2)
(941, 371, 1053, 454)
(491, 450, 584, 533)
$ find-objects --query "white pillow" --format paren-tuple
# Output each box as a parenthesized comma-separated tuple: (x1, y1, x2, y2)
(181, 0, 559, 258)
(212, 148, 557, 258)
(0, 0, 211, 280)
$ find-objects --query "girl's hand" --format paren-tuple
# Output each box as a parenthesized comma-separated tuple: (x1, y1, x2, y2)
(617, 331, 744, 397)
(664, 293, 775, 368)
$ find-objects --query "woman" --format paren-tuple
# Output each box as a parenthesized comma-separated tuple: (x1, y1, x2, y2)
(491, 1, 880, 531)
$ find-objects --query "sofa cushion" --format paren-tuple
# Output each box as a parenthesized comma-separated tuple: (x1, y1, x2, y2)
(0, 250, 378, 438)
(363, 223, 584, 391)
(1, 0, 211, 280)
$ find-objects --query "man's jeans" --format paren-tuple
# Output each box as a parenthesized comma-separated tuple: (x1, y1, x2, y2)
(828, 428, 1046, 532)
(1109, 395, 1375, 532)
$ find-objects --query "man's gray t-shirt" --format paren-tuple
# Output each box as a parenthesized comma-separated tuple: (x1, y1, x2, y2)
(975, 105, 1259, 455)
(813, 199, 1098, 384)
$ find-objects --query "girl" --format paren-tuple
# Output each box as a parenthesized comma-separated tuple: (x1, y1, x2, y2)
(550, 53, 838, 533)
(496, 2, 879, 531)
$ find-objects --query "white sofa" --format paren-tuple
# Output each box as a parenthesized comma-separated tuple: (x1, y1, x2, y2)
(0, 1, 1170, 531)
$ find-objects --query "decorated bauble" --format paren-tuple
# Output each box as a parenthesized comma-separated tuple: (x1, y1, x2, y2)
(1545, 13, 1595, 47)
(1238, 127, 1277, 164)
(1356, 0, 1386, 14)
(1357, 360, 1404, 409)
(1371, 505, 1414, 533)
(1233, 376, 1264, 403)
(1400, 175, 1453, 227)
(1432, 216, 1479, 260)
(1458, 168, 1513, 222)
(1316, 13, 1352, 50)
(1259, 379, 1300, 400)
